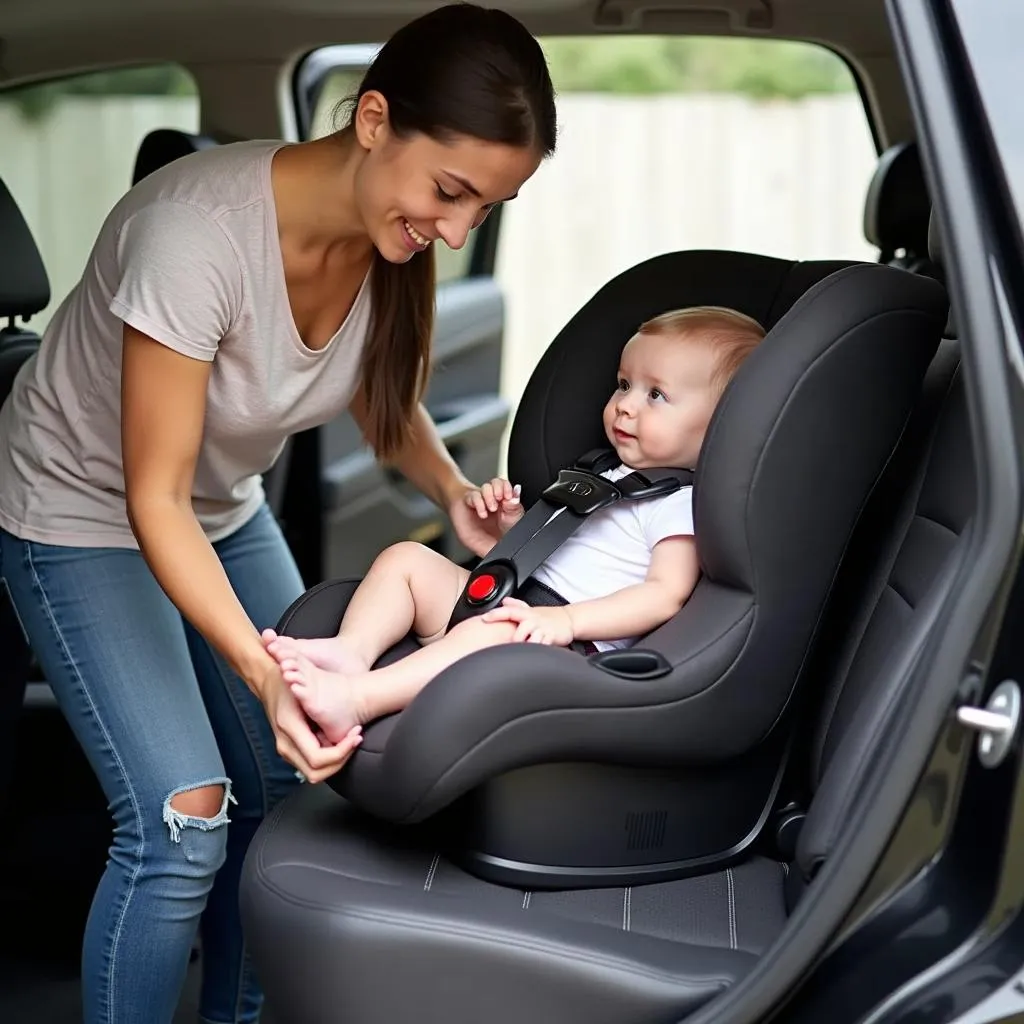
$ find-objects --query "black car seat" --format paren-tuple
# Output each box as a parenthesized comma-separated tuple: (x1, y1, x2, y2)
(240, 226, 969, 1024)
(264, 253, 944, 865)
(0, 174, 50, 809)
(131, 127, 219, 185)
(863, 140, 931, 270)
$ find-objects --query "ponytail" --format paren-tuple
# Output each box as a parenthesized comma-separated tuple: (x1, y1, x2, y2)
(360, 245, 435, 457)
(349, 4, 557, 456)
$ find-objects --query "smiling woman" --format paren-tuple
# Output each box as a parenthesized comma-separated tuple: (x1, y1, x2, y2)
(0, 5, 556, 1024)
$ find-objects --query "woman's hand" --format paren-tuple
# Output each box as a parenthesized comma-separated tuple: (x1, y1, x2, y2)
(449, 478, 524, 556)
(482, 597, 575, 646)
(255, 658, 362, 783)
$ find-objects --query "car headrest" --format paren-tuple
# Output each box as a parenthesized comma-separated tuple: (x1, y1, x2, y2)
(132, 128, 218, 185)
(508, 253, 946, 596)
(0, 176, 50, 323)
(863, 141, 931, 260)
(509, 250, 854, 502)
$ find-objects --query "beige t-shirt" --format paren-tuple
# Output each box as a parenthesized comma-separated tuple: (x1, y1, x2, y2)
(0, 139, 372, 548)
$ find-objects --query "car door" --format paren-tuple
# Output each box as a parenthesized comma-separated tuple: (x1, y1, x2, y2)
(281, 45, 510, 585)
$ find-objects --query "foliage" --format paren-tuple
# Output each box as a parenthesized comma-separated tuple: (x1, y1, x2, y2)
(542, 36, 856, 98)
(0, 37, 854, 124)
(0, 65, 195, 122)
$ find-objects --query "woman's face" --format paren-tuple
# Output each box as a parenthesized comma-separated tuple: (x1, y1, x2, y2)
(351, 91, 543, 264)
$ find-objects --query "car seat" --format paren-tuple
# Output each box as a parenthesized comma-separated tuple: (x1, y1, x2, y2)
(863, 140, 931, 270)
(258, 248, 945, 884)
(240, 224, 969, 1024)
(0, 174, 49, 809)
(131, 127, 219, 185)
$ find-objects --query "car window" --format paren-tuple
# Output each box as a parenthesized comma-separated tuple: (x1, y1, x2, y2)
(497, 35, 879, 405)
(0, 64, 199, 332)
(307, 67, 474, 285)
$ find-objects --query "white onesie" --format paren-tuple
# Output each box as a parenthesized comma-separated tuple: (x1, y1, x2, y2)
(530, 464, 695, 651)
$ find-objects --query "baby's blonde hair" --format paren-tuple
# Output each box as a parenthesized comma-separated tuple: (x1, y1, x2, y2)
(637, 305, 765, 394)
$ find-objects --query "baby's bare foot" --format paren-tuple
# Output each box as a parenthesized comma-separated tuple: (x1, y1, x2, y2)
(263, 630, 370, 677)
(276, 649, 369, 746)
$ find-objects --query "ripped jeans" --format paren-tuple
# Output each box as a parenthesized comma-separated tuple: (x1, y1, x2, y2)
(0, 504, 304, 1024)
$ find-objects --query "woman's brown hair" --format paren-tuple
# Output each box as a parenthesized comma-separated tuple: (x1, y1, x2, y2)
(345, 3, 557, 457)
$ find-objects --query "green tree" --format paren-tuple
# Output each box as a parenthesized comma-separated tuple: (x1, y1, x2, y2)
(0, 65, 194, 122)
(542, 36, 855, 98)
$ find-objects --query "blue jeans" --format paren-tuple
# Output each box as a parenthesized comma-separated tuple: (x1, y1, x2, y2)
(0, 505, 304, 1024)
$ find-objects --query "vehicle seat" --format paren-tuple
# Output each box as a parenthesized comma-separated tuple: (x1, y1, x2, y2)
(131, 127, 218, 185)
(0, 174, 49, 809)
(863, 140, 932, 270)
(266, 252, 944, 870)
(240, 227, 970, 1024)
(0, 175, 48, 405)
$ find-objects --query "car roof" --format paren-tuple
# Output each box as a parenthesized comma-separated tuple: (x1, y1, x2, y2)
(0, 0, 909, 143)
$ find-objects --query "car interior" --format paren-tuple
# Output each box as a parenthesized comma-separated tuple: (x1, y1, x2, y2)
(0, 1, 982, 1022)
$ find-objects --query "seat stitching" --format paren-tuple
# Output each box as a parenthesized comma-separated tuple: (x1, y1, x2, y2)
(622, 887, 632, 931)
(423, 853, 440, 892)
(521, 891, 532, 910)
(726, 868, 738, 949)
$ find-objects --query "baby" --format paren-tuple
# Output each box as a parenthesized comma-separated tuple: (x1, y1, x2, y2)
(262, 305, 765, 749)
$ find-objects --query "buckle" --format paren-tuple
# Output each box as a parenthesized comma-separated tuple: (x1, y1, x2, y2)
(617, 471, 686, 501)
(542, 469, 622, 515)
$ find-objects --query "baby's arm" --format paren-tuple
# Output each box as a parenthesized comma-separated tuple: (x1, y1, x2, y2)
(482, 536, 700, 645)
(564, 535, 700, 642)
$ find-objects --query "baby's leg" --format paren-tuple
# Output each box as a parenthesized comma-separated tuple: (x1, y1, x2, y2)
(277, 616, 519, 745)
(265, 541, 468, 673)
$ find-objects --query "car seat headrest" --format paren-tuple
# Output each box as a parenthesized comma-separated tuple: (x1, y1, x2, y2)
(508, 250, 853, 503)
(132, 128, 218, 185)
(0, 176, 50, 323)
(693, 264, 945, 591)
(509, 254, 946, 599)
(863, 141, 931, 261)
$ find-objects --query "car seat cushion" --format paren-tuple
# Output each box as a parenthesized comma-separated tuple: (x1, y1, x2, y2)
(241, 784, 787, 1024)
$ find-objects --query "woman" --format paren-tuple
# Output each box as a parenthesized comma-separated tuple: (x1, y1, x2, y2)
(0, 5, 557, 1022)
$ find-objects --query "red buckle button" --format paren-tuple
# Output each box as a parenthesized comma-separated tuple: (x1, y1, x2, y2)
(467, 573, 497, 602)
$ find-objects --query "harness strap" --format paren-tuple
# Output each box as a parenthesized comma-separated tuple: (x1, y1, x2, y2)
(447, 449, 694, 631)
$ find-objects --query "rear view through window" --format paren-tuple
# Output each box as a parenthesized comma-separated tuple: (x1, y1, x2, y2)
(497, 36, 876, 404)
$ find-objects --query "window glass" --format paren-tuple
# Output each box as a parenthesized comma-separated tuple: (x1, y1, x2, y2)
(0, 65, 199, 331)
(497, 36, 878, 404)
(308, 68, 472, 284)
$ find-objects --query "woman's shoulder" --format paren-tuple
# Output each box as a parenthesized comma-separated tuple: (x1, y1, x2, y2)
(119, 139, 284, 223)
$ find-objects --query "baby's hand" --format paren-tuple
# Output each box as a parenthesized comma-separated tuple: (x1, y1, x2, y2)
(482, 597, 574, 646)
(465, 477, 524, 534)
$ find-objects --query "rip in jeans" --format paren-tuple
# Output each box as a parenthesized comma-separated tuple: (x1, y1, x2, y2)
(162, 777, 236, 843)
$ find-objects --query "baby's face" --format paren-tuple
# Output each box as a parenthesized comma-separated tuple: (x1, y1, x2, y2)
(602, 329, 721, 470)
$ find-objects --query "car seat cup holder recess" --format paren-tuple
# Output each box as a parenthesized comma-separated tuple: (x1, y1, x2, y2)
(447, 456, 692, 631)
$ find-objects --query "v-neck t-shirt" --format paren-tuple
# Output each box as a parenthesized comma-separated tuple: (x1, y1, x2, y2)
(0, 139, 373, 548)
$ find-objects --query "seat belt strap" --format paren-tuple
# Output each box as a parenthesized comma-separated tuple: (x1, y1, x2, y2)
(447, 449, 694, 630)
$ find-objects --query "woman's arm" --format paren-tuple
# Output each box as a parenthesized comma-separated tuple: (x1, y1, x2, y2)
(121, 326, 355, 779)
(351, 387, 507, 556)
